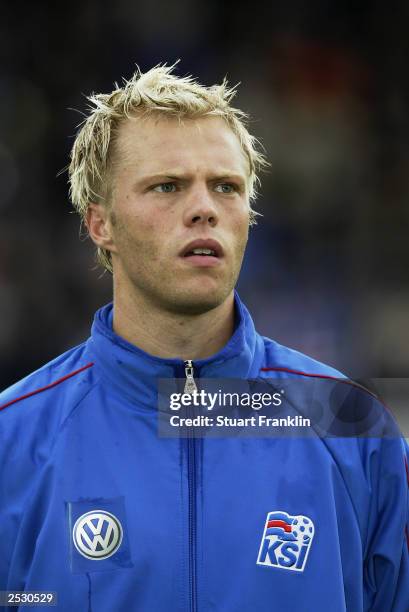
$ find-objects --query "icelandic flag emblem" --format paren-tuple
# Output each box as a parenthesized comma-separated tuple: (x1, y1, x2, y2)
(256, 510, 315, 572)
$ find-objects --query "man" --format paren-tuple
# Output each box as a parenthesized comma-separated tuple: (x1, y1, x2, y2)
(0, 65, 408, 611)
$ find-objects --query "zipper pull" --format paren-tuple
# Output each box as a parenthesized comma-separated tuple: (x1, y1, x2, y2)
(184, 359, 198, 394)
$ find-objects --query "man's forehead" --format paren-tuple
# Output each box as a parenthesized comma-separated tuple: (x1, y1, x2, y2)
(114, 114, 250, 175)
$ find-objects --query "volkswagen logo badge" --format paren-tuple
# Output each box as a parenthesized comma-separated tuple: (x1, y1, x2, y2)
(73, 510, 123, 560)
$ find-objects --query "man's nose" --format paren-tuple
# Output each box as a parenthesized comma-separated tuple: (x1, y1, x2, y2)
(183, 186, 219, 228)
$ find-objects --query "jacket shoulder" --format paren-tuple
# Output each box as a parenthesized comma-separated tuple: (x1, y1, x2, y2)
(261, 336, 344, 378)
(0, 341, 96, 426)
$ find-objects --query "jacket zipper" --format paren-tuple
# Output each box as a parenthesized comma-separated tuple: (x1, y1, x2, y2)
(184, 359, 198, 612)
(184, 359, 198, 394)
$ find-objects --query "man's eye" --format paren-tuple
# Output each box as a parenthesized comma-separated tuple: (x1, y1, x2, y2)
(215, 183, 237, 194)
(152, 183, 177, 193)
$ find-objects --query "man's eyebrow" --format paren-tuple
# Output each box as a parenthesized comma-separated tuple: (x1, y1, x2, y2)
(135, 173, 184, 184)
(214, 174, 247, 184)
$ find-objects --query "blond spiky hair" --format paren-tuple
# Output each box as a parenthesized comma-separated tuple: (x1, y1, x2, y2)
(68, 63, 268, 272)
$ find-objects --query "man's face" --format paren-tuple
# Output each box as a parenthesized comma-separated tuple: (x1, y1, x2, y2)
(106, 114, 250, 315)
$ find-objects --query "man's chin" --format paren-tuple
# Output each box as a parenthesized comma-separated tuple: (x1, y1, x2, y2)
(164, 287, 232, 316)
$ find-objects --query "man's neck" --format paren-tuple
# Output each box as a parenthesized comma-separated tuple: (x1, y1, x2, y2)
(112, 289, 235, 361)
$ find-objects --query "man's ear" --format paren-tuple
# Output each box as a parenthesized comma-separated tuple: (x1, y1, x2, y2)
(85, 203, 117, 254)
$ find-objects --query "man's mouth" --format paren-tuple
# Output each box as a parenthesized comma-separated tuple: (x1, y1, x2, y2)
(180, 239, 223, 267)
(180, 239, 223, 258)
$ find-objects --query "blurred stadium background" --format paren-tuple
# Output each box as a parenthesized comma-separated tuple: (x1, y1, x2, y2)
(1, 2, 408, 430)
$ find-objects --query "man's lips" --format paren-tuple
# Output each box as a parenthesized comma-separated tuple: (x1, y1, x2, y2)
(178, 238, 224, 268)
(179, 238, 224, 258)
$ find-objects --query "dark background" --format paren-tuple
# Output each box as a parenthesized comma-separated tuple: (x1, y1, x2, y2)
(1, 1, 409, 391)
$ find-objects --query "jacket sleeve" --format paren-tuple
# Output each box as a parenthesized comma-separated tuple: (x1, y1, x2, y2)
(0, 389, 59, 594)
(0, 409, 35, 594)
(363, 437, 409, 611)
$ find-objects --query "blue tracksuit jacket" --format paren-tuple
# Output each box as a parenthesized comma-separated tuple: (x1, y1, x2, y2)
(0, 294, 408, 611)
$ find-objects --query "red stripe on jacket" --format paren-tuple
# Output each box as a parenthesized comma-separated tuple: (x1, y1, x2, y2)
(0, 362, 94, 412)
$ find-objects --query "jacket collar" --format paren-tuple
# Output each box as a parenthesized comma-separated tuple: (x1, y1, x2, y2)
(88, 291, 265, 405)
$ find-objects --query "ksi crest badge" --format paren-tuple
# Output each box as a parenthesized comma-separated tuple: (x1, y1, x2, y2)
(257, 510, 315, 572)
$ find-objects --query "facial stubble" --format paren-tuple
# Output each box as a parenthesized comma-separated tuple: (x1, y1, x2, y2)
(109, 209, 249, 316)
